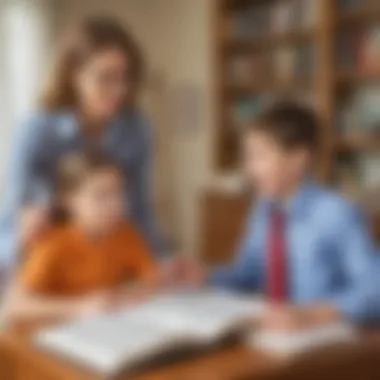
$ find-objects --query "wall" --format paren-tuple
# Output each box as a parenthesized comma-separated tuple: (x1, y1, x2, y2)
(0, 0, 56, 184)
(55, 0, 215, 253)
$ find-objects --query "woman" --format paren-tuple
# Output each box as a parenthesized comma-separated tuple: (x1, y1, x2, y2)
(0, 16, 164, 273)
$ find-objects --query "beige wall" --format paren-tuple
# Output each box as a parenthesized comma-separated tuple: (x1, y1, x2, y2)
(55, 0, 215, 253)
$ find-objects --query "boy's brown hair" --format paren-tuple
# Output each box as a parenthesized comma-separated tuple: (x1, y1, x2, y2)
(52, 150, 122, 221)
(250, 101, 320, 153)
(55, 150, 121, 197)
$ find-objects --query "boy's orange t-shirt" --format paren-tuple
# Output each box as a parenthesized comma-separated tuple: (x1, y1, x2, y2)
(20, 222, 156, 295)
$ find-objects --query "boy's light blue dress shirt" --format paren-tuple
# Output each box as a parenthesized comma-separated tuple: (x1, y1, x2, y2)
(0, 109, 164, 269)
(209, 180, 380, 322)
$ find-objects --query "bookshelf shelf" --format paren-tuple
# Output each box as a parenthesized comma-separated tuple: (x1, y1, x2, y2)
(336, 133, 380, 152)
(225, 28, 314, 52)
(225, 77, 312, 98)
(337, 70, 380, 87)
(338, 5, 380, 26)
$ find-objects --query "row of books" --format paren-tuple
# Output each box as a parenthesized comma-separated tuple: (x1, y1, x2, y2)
(339, 25, 380, 74)
(337, 85, 380, 133)
(227, 45, 314, 86)
(339, 0, 379, 11)
(226, 0, 317, 40)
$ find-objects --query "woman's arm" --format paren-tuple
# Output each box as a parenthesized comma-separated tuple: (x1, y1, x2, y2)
(127, 114, 166, 255)
(0, 114, 51, 273)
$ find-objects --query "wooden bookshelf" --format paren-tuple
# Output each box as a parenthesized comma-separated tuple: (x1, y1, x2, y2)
(212, 0, 380, 239)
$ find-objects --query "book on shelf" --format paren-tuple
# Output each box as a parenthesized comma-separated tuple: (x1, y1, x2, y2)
(358, 152, 380, 191)
(227, 53, 271, 85)
(302, 0, 318, 27)
(334, 152, 380, 213)
(271, 0, 316, 33)
(354, 86, 380, 130)
(273, 44, 314, 83)
(337, 85, 380, 133)
(338, 29, 364, 70)
(360, 25, 380, 75)
(339, 24, 380, 75)
(359, 152, 380, 214)
(271, 1, 293, 34)
(295, 44, 314, 76)
(229, 97, 264, 129)
(338, 0, 363, 11)
(228, 4, 270, 39)
(333, 153, 361, 200)
(273, 47, 297, 83)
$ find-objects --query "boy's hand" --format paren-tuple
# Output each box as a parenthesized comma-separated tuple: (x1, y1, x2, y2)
(260, 302, 340, 332)
(160, 255, 206, 287)
(260, 303, 308, 332)
(300, 303, 340, 325)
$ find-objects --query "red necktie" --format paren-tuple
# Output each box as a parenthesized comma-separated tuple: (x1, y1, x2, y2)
(267, 206, 287, 302)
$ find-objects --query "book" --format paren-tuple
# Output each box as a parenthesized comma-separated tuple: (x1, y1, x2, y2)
(248, 322, 357, 357)
(34, 289, 263, 376)
(273, 47, 297, 83)
(360, 25, 380, 74)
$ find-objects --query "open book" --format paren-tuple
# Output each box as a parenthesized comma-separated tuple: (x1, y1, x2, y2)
(34, 289, 263, 375)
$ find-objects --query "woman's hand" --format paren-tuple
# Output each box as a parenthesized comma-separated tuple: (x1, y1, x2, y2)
(19, 204, 51, 247)
(108, 283, 154, 308)
(78, 284, 155, 316)
(77, 291, 114, 318)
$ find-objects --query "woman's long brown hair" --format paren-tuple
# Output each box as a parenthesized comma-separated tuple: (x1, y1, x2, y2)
(39, 16, 144, 110)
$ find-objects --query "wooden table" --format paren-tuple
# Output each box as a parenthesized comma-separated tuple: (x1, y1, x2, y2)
(2, 321, 380, 380)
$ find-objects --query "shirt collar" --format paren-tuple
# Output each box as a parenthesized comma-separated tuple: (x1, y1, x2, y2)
(261, 178, 320, 219)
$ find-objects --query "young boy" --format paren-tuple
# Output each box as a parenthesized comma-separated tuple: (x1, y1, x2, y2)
(200, 101, 379, 329)
(4, 151, 158, 322)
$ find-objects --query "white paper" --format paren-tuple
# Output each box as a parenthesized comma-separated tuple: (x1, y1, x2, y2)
(249, 322, 357, 357)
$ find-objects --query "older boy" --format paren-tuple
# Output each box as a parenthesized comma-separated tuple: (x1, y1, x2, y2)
(206, 101, 379, 328)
